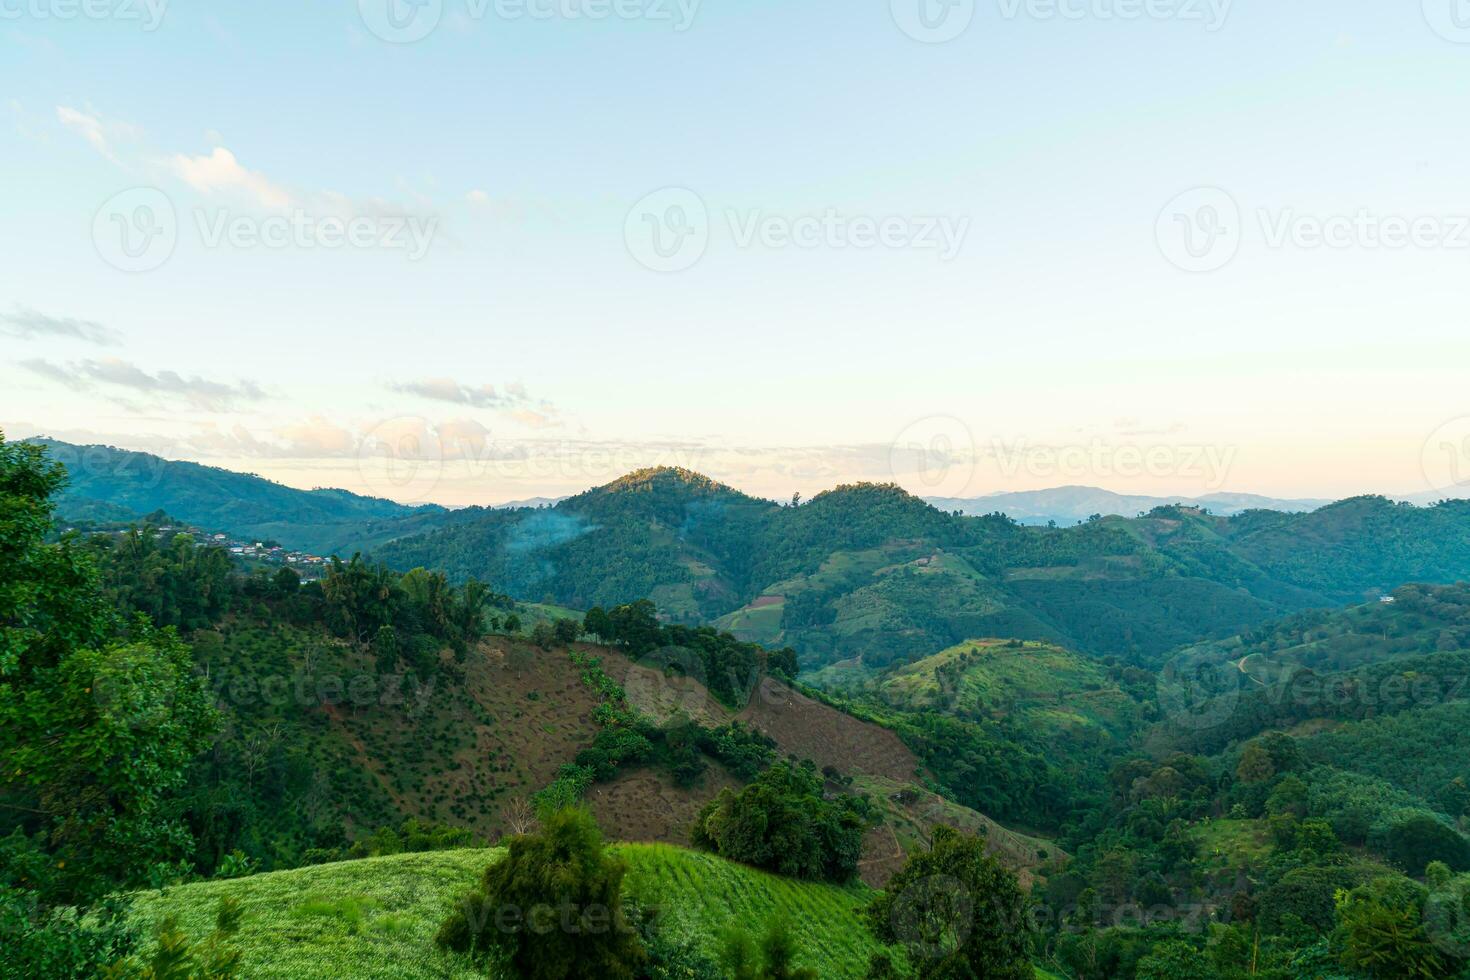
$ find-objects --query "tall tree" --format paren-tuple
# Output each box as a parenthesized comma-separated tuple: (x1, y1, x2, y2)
(866, 825, 1034, 980)
(0, 433, 219, 904)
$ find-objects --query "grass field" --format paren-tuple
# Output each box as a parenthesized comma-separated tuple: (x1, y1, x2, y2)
(126, 843, 890, 978)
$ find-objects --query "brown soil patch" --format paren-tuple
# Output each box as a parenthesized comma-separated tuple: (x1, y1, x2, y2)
(737, 676, 917, 784)
(329, 637, 603, 839)
(589, 763, 739, 846)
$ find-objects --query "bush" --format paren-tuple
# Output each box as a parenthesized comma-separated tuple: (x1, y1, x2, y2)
(866, 825, 1031, 980)
(1375, 814, 1470, 875)
(435, 808, 644, 979)
(691, 762, 871, 882)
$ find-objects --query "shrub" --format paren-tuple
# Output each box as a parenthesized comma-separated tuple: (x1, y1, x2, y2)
(435, 808, 644, 979)
(866, 825, 1032, 980)
(691, 762, 871, 882)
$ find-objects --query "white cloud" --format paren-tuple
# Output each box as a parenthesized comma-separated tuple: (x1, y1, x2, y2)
(21, 357, 267, 412)
(172, 146, 294, 209)
(1, 307, 122, 346)
(55, 105, 140, 164)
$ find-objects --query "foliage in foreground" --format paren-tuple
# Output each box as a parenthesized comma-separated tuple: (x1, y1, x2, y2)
(435, 808, 646, 978)
(867, 824, 1034, 980)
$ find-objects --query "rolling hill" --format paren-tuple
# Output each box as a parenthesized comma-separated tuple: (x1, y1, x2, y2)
(380, 473, 1470, 672)
(31, 438, 446, 554)
(41, 442, 1470, 672)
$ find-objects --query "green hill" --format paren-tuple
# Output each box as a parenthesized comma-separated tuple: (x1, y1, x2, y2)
(34, 438, 445, 554)
(46, 446, 1470, 671)
(125, 845, 885, 979)
(379, 475, 1470, 671)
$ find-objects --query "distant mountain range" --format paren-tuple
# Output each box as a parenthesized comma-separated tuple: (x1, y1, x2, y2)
(32, 438, 1470, 672)
(924, 486, 1334, 525)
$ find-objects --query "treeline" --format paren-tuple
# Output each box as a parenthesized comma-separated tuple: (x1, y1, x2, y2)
(85, 528, 515, 682)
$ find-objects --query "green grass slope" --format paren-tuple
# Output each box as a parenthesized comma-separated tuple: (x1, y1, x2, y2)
(127, 844, 885, 978)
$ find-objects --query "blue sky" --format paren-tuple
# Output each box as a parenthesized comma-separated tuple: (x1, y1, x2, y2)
(4, 0, 1470, 505)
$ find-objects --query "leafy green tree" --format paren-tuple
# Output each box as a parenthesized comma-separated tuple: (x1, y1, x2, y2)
(530, 621, 557, 650)
(1380, 815, 1470, 874)
(0, 434, 219, 904)
(691, 762, 870, 881)
(1335, 890, 1445, 979)
(435, 808, 644, 979)
(552, 618, 582, 646)
(720, 918, 819, 979)
(865, 825, 1033, 979)
(1134, 940, 1219, 980)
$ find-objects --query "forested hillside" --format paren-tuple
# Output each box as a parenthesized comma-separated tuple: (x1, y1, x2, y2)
(32, 438, 446, 554)
(381, 471, 1470, 671)
(44, 444, 1470, 674)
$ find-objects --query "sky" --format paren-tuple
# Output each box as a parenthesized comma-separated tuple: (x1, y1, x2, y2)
(4, 0, 1470, 506)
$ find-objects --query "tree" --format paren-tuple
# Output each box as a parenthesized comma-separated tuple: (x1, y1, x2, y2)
(1336, 890, 1445, 979)
(865, 825, 1033, 979)
(501, 797, 537, 837)
(691, 762, 870, 882)
(722, 919, 818, 979)
(1134, 940, 1219, 980)
(0, 433, 219, 904)
(454, 578, 492, 652)
(1235, 741, 1275, 784)
(552, 618, 582, 646)
(435, 808, 645, 979)
(1379, 815, 1470, 874)
(583, 606, 613, 642)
